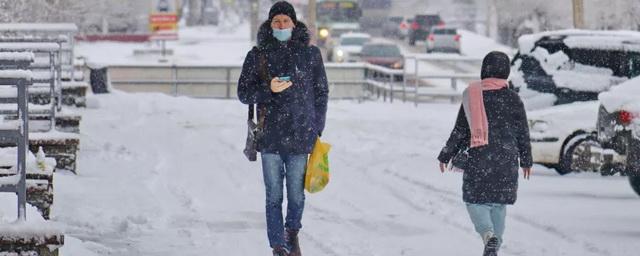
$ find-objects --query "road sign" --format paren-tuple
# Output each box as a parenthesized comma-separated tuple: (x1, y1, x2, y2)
(150, 0, 179, 41)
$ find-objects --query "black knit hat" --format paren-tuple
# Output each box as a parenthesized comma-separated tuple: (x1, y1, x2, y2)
(269, 1, 297, 24)
(481, 51, 510, 79)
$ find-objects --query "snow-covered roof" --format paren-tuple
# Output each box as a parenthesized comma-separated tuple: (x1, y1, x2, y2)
(518, 29, 640, 53)
(0, 23, 78, 32)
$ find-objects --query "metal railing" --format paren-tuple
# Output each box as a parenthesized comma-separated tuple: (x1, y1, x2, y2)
(403, 54, 482, 105)
(108, 59, 484, 104)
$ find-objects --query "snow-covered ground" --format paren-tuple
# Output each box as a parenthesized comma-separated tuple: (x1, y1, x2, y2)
(39, 91, 640, 256)
(36, 23, 640, 255)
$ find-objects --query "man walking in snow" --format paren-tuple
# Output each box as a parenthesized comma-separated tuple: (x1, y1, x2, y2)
(237, 1, 329, 256)
(437, 51, 532, 256)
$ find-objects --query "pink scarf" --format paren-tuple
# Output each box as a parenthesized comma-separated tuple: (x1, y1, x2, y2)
(463, 78, 508, 148)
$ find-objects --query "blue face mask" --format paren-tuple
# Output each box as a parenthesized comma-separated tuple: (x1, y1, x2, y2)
(272, 28, 293, 42)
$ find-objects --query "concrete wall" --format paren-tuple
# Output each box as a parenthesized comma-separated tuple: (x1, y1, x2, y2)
(108, 63, 366, 99)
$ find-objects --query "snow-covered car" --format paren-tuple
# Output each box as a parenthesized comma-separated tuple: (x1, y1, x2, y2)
(328, 32, 371, 63)
(597, 76, 640, 196)
(511, 30, 640, 175)
(527, 101, 600, 175)
(511, 30, 640, 110)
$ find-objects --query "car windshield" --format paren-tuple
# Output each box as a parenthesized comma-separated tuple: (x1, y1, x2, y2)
(433, 29, 457, 35)
(389, 17, 403, 23)
(415, 15, 441, 26)
(341, 37, 369, 46)
(362, 45, 401, 57)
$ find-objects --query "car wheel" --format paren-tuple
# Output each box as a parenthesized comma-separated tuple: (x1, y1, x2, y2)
(558, 133, 601, 175)
(409, 37, 416, 46)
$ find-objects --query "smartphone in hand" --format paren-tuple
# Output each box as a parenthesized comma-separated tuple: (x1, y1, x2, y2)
(278, 76, 291, 82)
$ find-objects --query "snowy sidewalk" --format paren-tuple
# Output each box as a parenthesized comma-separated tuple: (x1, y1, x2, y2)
(49, 92, 640, 255)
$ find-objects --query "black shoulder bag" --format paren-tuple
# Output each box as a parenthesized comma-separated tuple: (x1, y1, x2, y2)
(243, 48, 270, 161)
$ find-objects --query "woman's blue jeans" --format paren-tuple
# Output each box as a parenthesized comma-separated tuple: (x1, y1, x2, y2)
(261, 153, 308, 248)
(466, 203, 507, 249)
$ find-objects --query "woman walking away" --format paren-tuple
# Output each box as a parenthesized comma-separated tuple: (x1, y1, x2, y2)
(237, 1, 329, 256)
(437, 51, 532, 256)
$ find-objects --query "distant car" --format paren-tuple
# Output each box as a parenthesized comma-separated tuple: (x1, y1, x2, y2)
(408, 14, 443, 46)
(597, 75, 640, 196)
(328, 33, 371, 63)
(511, 30, 640, 108)
(426, 27, 461, 53)
(382, 16, 403, 38)
(360, 42, 403, 69)
(527, 101, 600, 175)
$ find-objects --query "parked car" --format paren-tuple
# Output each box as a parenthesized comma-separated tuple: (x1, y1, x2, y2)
(328, 32, 371, 62)
(360, 42, 403, 69)
(511, 30, 640, 108)
(597, 75, 640, 196)
(511, 30, 640, 175)
(526, 101, 600, 175)
(408, 14, 443, 46)
(426, 27, 461, 53)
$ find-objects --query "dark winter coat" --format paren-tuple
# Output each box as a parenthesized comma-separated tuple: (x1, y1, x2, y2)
(438, 88, 532, 205)
(238, 21, 329, 155)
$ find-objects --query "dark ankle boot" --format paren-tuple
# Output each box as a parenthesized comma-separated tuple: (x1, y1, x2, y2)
(285, 229, 301, 256)
(272, 245, 289, 256)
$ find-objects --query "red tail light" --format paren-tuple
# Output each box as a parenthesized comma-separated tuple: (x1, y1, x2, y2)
(454, 34, 461, 41)
(400, 22, 408, 29)
(428, 34, 435, 41)
(437, 21, 445, 27)
(619, 110, 634, 125)
(411, 21, 420, 30)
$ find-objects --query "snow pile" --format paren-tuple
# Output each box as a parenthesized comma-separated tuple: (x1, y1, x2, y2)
(0, 70, 32, 80)
(459, 29, 514, 58)
(0, 52, 35, 62)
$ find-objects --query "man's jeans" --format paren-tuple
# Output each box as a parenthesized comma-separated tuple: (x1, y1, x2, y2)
(466, 203, 506, 249)
(261, 153, 307, 248)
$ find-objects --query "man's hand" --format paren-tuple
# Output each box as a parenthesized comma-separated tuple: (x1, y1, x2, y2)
(439, 162, 447, 173)
(522, 167, 532, 180)
(270, 77, 292, 93)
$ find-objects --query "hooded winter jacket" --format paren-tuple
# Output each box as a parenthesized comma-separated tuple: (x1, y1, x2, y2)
(238, 21, 329, 154)
(438, 88, 532, 204)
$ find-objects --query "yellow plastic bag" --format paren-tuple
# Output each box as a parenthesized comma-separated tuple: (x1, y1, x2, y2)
(305, 138, 331, 193)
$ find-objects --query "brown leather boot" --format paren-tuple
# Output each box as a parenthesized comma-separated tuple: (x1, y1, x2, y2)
(285, 229, 301, 256)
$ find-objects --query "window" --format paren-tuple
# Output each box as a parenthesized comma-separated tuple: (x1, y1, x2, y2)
(341, 37, 369, 46)
(362, 45, 401, 57)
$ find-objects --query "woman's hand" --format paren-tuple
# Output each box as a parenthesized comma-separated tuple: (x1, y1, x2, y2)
(522, 167, 532, 180)
(439, 162, 447, 173)
(270, 77, 292, 93)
